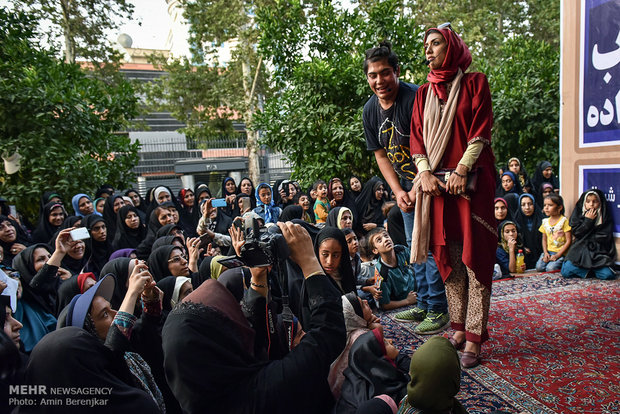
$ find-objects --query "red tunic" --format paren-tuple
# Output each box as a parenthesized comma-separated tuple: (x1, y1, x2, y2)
(410, 72, 497, 289)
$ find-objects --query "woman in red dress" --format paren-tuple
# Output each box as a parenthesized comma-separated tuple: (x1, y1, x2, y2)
(408, 24, 497, 368)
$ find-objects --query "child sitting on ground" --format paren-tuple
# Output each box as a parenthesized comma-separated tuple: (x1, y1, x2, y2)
(536, 194, 572, 272)
(494, 220, 527, 279)
(562, 189, 617, 280)
(313, 179, 330, 225)
(356, 235, 377, 303)
(367, 228, 416, 310)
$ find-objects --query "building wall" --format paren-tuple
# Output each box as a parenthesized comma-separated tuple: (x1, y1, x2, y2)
(561, 0, 620, 258)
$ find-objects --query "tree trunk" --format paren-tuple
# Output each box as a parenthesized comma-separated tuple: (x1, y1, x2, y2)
(241, 57, 261, 185)
(60, 0, 75, 63)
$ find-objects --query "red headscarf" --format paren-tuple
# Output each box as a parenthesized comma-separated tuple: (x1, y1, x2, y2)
(76, 272, 96, 293)
(425, 27, 472, 101)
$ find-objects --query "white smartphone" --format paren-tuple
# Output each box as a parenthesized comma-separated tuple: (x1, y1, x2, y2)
(69, 227, 91, 241)
(9, 205, 16, 217)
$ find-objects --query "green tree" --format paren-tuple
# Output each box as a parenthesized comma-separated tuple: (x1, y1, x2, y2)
(0, 9, 140, 219)
(179, 0, 272, 185)
(141, 55, 237, 140)
(9, 0, 134, 69)
(481, 35, 560, 173)
(254, 0, 425, 185)
(401, 0, 559, 67)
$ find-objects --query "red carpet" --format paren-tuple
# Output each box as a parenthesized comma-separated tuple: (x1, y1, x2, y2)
(381, 272, 620, 413)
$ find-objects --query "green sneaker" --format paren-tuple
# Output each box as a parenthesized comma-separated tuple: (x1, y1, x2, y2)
(394, 307, 426, 323)
(414, 311, 450, 335)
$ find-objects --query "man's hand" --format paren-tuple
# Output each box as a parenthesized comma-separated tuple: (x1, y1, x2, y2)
(363, 223, 377, 231)
(277, 222, 323, 278)
(395, 190, 414, 212)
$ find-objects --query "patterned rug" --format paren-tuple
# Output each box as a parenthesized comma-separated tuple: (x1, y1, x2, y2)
(379, 272, 620, 414)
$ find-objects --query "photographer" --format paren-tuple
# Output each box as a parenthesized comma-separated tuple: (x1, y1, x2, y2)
(162, 222, 346, 414)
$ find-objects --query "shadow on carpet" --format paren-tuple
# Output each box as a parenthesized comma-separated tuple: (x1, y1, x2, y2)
(379, 272, 619, 414)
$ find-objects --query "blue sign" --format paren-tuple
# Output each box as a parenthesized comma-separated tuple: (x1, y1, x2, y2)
(581, 0, 620, 146)
(581, 166, 620, 235)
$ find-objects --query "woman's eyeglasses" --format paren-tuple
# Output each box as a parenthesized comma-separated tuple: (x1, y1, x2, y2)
(168, 255, 188, 264)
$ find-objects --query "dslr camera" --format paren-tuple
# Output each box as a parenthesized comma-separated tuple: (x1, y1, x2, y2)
(240, 216, 290, 267)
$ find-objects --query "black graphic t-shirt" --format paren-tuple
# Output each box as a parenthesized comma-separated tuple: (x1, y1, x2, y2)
(363, 81, 419, 183)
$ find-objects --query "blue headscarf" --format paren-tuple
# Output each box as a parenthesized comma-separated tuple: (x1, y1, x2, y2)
(71, 193, 100, 217)
(255, 183, 278, 223)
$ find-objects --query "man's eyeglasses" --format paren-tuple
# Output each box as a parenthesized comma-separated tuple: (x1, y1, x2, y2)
(168, 255, 188, 264)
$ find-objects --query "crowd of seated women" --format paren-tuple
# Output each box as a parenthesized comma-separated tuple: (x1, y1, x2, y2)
(0, 170, 615, 413)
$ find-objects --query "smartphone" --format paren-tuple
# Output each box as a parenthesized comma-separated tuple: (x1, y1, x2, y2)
(8, 205, 16, 217)
(216, 255, 246, 269)
(238, 196, 251, 214)
(69, 227, 91, 241)
(211, 198, 227, 208)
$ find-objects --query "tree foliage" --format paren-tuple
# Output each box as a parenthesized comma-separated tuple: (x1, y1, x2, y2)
(254, 0, 425, 186)
(255, 0, 561, 185)
(9, 0, 134, 66)
(0, 9, 140, 219)
(140, 55, 237, 139)
(481, 35, 560, 173)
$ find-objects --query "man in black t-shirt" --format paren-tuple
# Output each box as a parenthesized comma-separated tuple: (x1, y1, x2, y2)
(363, 41, 418, 245)
(362, 41, 449, 335)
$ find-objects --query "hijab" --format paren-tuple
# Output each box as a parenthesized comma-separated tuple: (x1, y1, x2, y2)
(337, 328, 409, 413)
(255, 183, 279, 223)
(348, 175, 362, 199)
(55, 272, 97, 316)
(113, 205, 147, 250)
(405, 336, 466, 413)
(193, 183, 212, 202)
(325, 206, 353, 230)
(496, 171, 522, 197)
(494, 197, 513, 226)
(237, 177, 257, 209)
(83, 214, 113, 277)
(505, 157, 530, 190)
(125, 189, 148, 213)
(566, 189, 616, 269)
(102, 195, 124, 241)
(328, 178, 359, 224)
(497, 220, 523, 253)
(147, 245, 178, 282)
(425, 26, 472, 101)
(279, 205, 304, 222)
(153, 186, 172, 205)
(151, 235, 185, 252)
(99, 258, 133, 310)
(314, 227, 356, 294)
(355, 177, 387, 229)
(156, 276, 192, 313)
(32, 202, 66, 244)
(162, 279, 260, 413)
(513, 193, 544, 267)
(178, 188, 200, 237)
(156, 223, 184, 239)
(0, 215, 31, 266)
(109, 248, 136, 260)
(20, 327, 161, 413)
(531, 160, 559, 198)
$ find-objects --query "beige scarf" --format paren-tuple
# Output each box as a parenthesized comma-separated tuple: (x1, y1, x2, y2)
(411, 69, 464, 263)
